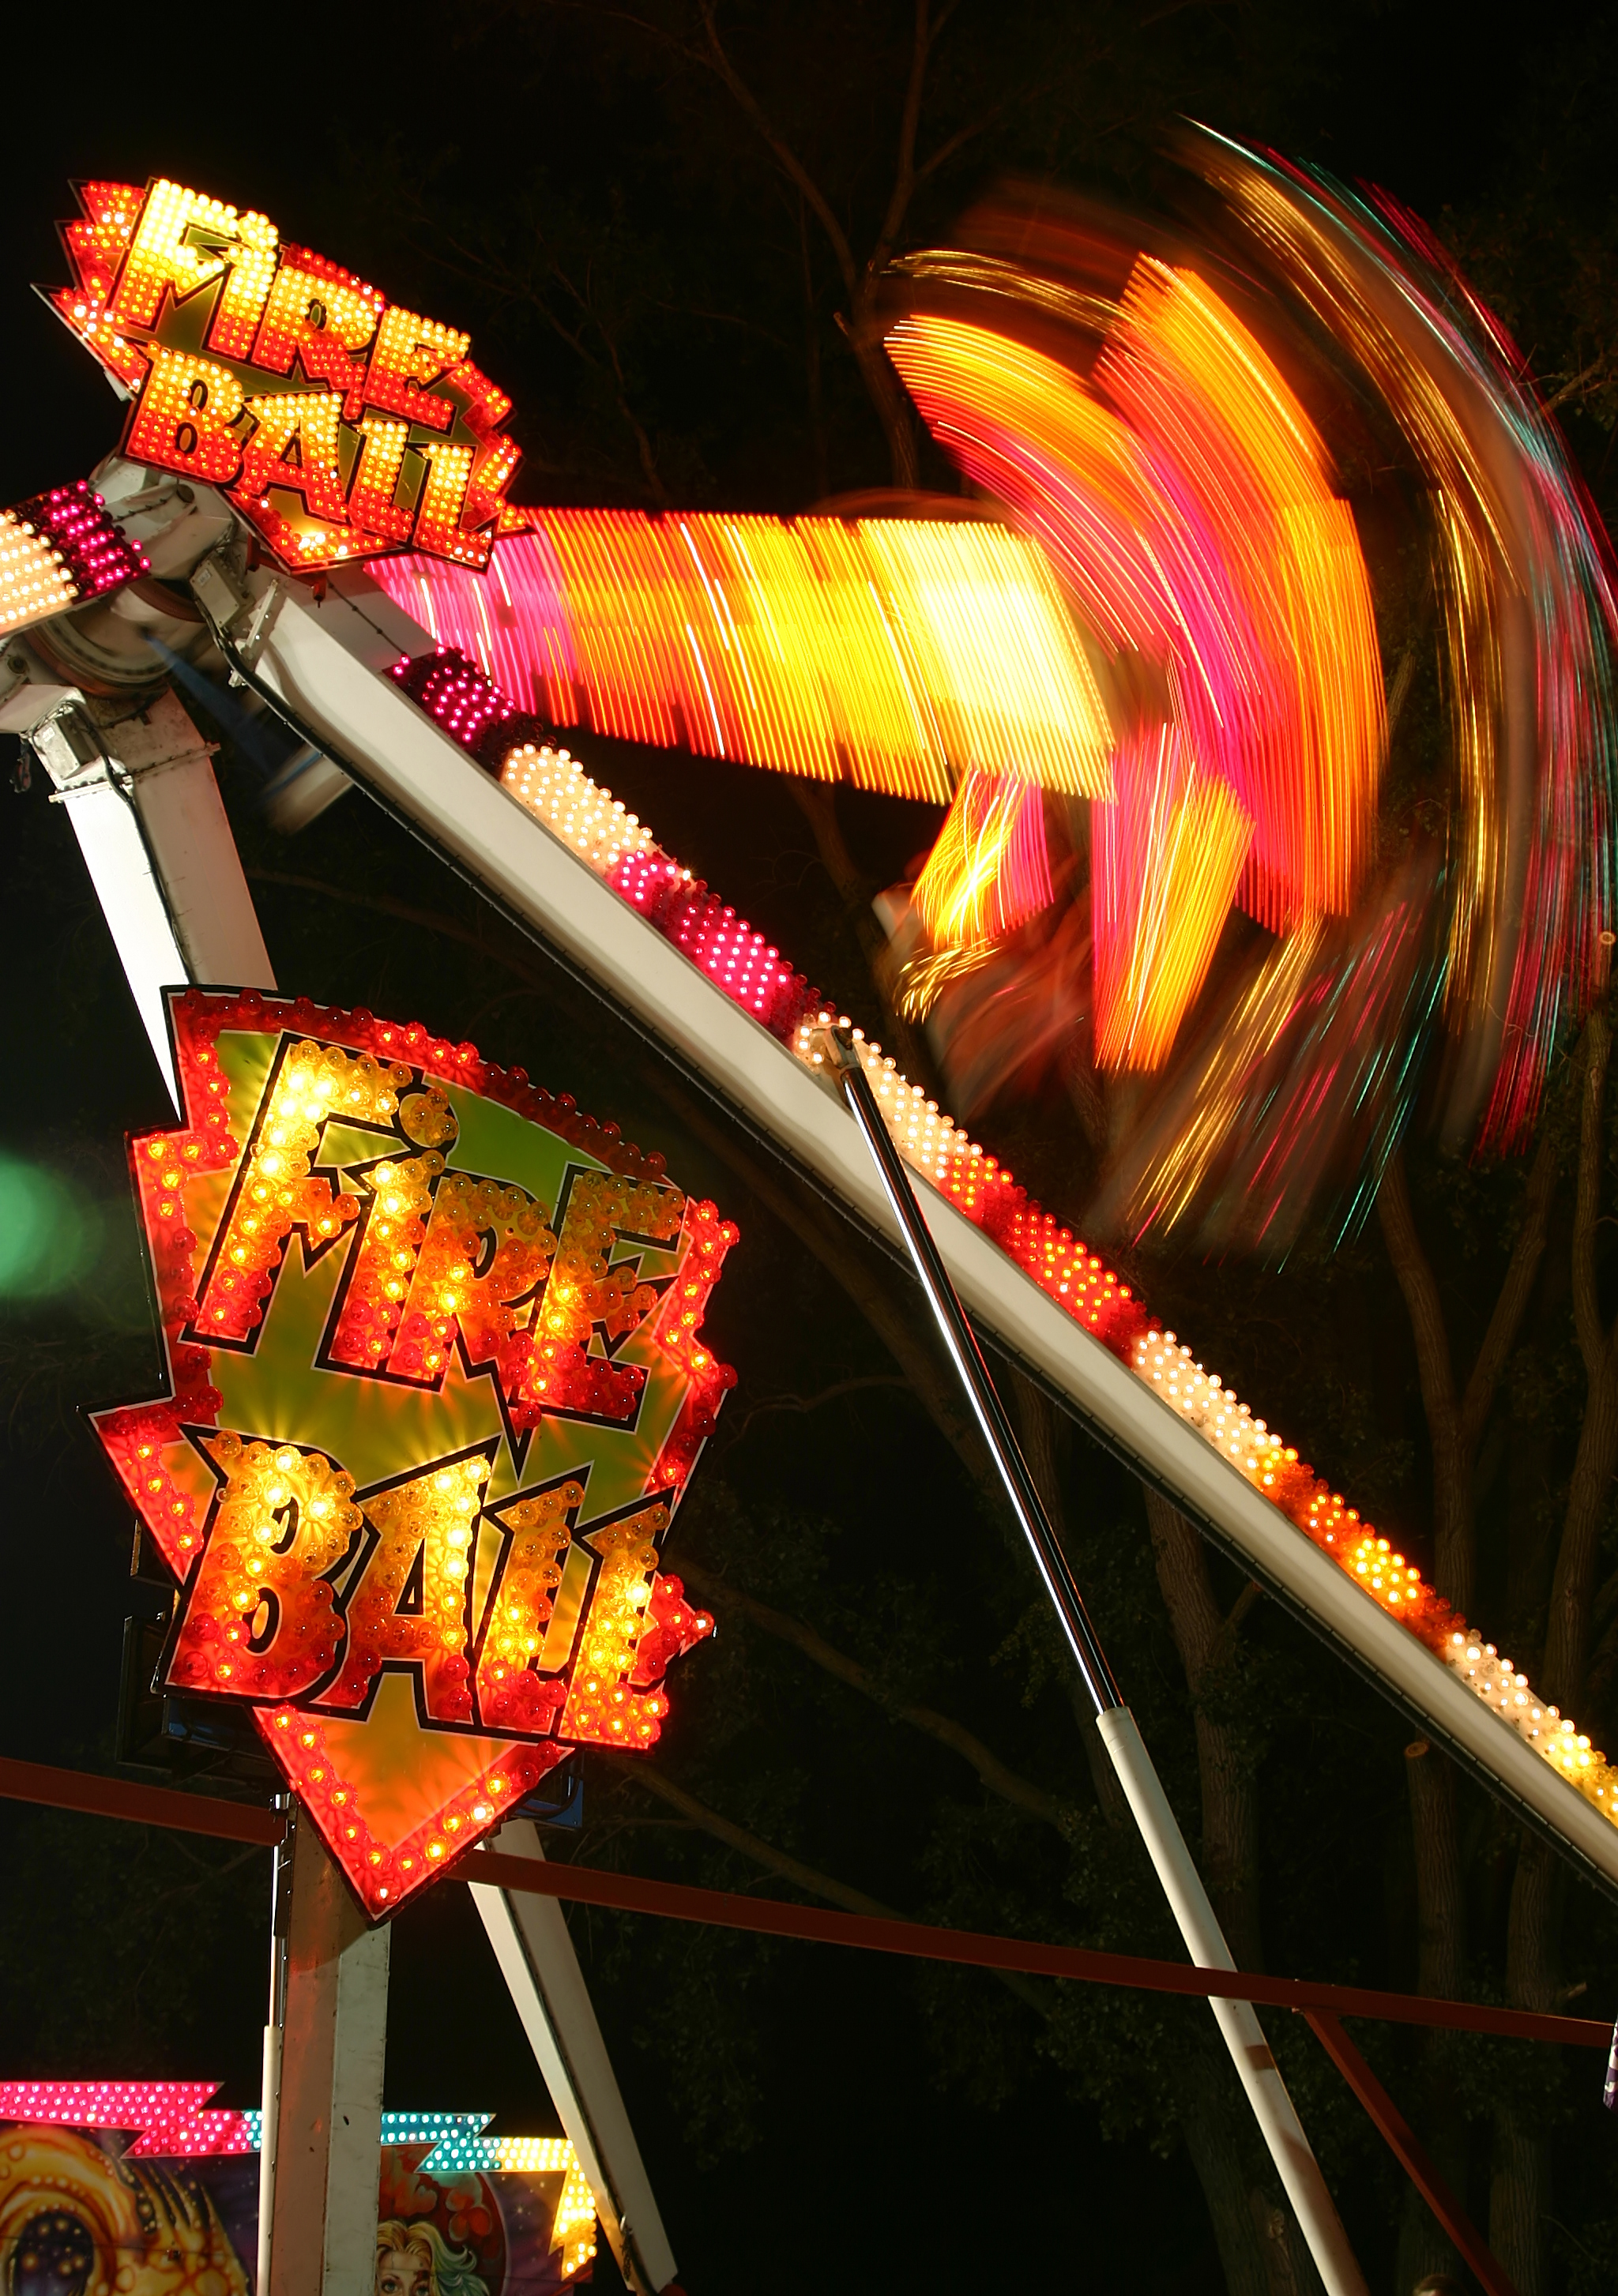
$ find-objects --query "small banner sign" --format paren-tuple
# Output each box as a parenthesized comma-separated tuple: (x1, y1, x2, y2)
(46, 178, 521, 572)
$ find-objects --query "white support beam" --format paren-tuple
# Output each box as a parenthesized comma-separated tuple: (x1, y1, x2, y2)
(469, 1821, 678, 2296)
(36, 747, 188, 1097)
(230, 559, 1618, 1901)
(13, 673, 274, 1103)
(269, 1822, 390, 2296)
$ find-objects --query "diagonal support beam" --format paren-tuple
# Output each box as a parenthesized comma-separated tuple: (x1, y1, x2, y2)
(468, 1819, 678, 2296)
(1303, 2010, 1517, 2296)
(819, 1019, 1366, 2296)
(219, 558, 1618, 1909)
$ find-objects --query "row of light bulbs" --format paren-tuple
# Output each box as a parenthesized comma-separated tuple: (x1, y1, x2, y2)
(494, 716, 1618, 1823)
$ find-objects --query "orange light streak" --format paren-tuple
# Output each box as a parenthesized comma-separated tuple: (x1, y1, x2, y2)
(887, 286, 1385, 932)
(912, 768, 1053, 949)
(375, 511, 1112, 805)
(1093, 729, 1254, 1069)
(1101, 259, 1384, 927)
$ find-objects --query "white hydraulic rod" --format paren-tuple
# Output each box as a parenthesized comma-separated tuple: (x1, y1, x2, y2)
(818, 1021, 1365, 2295)
(205, 554, 1618, 1907)
(468, 1821, 678, 2296)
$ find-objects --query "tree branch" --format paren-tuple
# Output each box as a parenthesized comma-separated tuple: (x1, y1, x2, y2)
(694, 0, 859, 302)
(911, 108, 1000, 189)
(675, 1558, 1068, 1828)
(594, 1752, 1052, 2016)
(1459, 1119, 1560, 1449)
(246, 870, 501, 954)
(1542, 355, 1613, 414)
(731, 1373, 913, 1434)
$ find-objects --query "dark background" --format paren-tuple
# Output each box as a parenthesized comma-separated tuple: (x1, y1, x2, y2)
(7, 5, 1618, 2290)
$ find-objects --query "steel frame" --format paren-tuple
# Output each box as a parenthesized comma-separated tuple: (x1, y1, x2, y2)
(197, 552, 1618, 1907)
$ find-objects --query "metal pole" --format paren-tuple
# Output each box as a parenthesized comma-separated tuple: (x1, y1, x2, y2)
(266, 1820, 390, 2296)
(1304, 2012, 1516, 2295)
(257, 1793, 294, 2296)
(468, 1820, 678, 2296)
(818, 1023, 1368, 2296)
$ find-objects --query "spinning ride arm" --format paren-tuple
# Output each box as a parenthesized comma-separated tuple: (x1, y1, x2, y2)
(164, 535, 1618, 1911)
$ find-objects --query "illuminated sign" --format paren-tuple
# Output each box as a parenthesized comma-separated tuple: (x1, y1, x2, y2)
(0, 2090, 596, 2286)
(0, 480, 147, 635)
(47, 181, 521, 573)
(96, 990, 734, 1917)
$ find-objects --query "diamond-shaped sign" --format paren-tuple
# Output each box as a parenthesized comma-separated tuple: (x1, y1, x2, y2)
(96, 990, 733, 1916)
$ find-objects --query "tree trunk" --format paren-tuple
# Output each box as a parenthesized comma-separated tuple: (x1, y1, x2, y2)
(1489, 1836, 1562, 2293)
(1541, 1356, 1618, 1712)
(1376, 1129, 1563, 2296)
(1395, 1743, 1469, 2290)
(1144, 1489, 1265, 1971)
(847, 279, 920, 488)
(1180, 2046, 1306, 2296)
(1377, 1152, 1473, 1616)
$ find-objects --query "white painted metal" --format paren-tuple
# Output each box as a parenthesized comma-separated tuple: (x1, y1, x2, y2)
(17, 561, 680, 2295)
(469, 1820, 679, 2296)
(270, 1824, 390, 2296)
(231, 561, 1618, 1899)
(1098, 1707, 1367, 2294)
(258, 1797, 295, 2296)
(17, 678, 273, 1103)
(263, 741, 353, 832)
(102, 689, 277, 988)
(28, 720, 188, 1100)
(256, 2020, 283, 2296)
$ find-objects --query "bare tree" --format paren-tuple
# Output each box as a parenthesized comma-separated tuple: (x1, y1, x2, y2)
(1373, 1009, 1618, 2291)
(681, 0, 996, 485)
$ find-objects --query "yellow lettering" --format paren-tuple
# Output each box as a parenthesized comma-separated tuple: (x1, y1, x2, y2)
(126, 348, 246, 487)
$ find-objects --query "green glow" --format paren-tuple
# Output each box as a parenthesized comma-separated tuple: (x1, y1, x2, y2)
(0, 1156, 100, 1298)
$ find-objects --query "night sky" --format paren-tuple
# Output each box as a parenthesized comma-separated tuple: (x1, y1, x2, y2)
(5, 7, 1618, 2290)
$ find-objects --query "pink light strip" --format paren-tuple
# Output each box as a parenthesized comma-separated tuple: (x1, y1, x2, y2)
(384, 644, 1618, 1841)
(0, 2080, 255, 2156)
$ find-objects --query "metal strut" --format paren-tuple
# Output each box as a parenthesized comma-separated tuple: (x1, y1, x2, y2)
(817, 1021, 1369, 2296)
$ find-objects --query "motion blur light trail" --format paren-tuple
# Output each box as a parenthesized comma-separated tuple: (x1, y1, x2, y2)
(912, 768, 1052, 952)
(1093, 727, 1253, 1071)
(1197, 131, 1618, 1152)
(1097, 857, 1447, 1253)
(378, 628, 1618, 1848)
(384, 509, 1112, 806)
(889, 132, 1618, 1227)
(375, 126, 1618, 1249)
(886, 265, 1387, 938)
